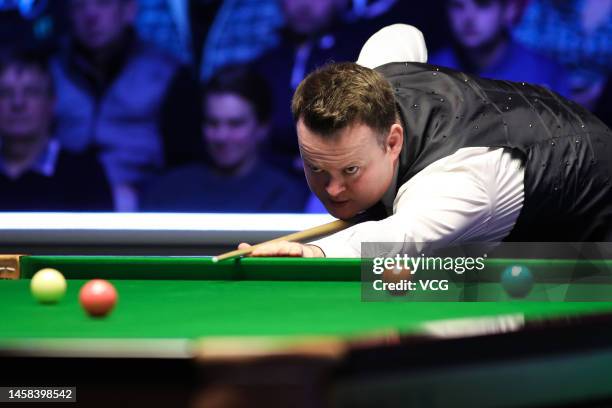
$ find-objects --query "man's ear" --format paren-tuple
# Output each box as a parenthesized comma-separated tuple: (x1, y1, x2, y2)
(386, 123, 403, 158)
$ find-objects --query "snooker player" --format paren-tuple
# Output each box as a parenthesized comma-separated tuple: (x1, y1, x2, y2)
(239, 24, 612, 258)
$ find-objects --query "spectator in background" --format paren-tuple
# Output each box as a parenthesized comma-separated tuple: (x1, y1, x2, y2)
(343, 0, 449, 52)
(135, 0, 284, 81)
(429, 0, 570, 97)
(51, 0, 202, 211)
(0, 50, 113, 211)
(514, 0, 612, 72)
(141, 65, 308, 213)
(254, 0, 363, 189)
(513, 0, 612, 128)
(136, 0, 226, 77)
(0, 1, 67, 54)
(135, 0, 436, 81)
(135, 0, 194, 64)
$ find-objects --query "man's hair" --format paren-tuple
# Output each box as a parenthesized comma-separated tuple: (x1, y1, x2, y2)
(203, 65, 272, 122)
(291, 62, 397, 142)
(0, 48, 54, 96)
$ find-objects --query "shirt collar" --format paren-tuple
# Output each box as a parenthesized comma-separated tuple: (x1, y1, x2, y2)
(0, 139, 60, 178)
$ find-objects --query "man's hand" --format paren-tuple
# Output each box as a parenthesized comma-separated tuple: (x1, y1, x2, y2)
(238, 241, 325, 257)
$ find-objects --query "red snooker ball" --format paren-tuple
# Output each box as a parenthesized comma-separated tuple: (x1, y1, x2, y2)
(79, 279, 118, 317)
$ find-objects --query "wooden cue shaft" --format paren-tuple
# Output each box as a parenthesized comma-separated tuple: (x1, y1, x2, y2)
(212, 219, 351, 262)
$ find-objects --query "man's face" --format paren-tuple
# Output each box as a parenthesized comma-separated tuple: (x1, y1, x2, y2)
(298, 120, 403, 220)
(203, 93, 266, 171)
(447, 0, 508, 49)
(70, 0, 136, 51)
(280, 0, 339, 36)
(0, 66, 54, 140)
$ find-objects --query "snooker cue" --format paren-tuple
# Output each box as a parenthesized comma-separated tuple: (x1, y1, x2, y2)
(212, 219, 351, 262)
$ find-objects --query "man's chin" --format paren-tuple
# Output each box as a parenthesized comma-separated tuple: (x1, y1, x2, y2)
(326, 203, 359, 220)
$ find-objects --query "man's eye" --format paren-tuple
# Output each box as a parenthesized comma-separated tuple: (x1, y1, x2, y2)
(344, 166, 359, 175)
(309, 165, 323, 173)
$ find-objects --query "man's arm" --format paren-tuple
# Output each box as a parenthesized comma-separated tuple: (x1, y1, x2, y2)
(243, 148, 524, 258)
(310, 148, 524, 257)
(356, 24, 428, 69)
(239, 159, 493, 258)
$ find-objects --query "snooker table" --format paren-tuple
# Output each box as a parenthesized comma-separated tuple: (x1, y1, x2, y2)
(3, 255, 612, 408)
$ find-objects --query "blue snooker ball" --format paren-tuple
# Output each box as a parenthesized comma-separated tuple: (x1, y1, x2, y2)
(501, 265, 534, 298)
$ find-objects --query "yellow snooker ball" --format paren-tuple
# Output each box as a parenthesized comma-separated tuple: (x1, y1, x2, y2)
(30, 268, 67, 304)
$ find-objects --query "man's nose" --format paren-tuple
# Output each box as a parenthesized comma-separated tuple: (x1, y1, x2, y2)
(325, 177, 346, 197)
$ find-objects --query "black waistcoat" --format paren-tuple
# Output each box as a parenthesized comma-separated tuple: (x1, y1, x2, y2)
(374, 62, 612, 241)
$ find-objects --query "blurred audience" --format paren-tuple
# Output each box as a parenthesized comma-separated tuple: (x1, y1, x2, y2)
(429, 0, 570, 96)
(592, 78, 612, 129)
(141, 65, 308, 212)
(514, 0, 612, 72)
(254, 0, 363, 186)
(304, 193, 327, 213)
(193, 0, 443, 80)
(136, 0, 283, 81)
(0, 0, 609, 213)
(513, 0, 612, 127)
(136, 0, 227, 77)
(0, 50, 113, 211)
(199, 0, 284, 80)
(343, 0, 449, 52)
(136, 0, 194, 64)
(0, 1, 67, 53)
(51, 0, 202, 211)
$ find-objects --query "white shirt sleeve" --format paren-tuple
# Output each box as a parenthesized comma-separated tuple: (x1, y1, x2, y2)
(356, 24, 428, 68)
(309, 147, 525, 257)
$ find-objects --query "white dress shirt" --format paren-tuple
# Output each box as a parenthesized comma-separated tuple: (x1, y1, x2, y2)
(309, 25, 526, 257)
(310, 147, 525, 257)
